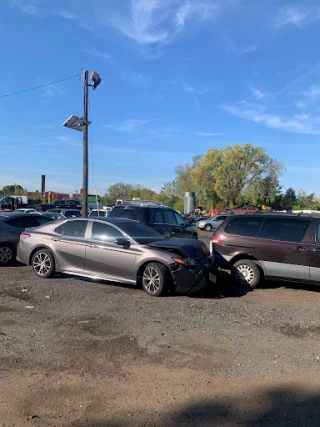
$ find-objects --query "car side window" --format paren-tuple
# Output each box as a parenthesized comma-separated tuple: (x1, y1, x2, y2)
(154, 210, 164, 223)
(163, 210, 177, 224)
(55, 220, 88, 238)
(224, 217, 264, 237)
(91, 222, 123, 242)
(316, 224, 320, 243)
(34, 216, 53, 226)
(258, 218, 310, 242)
(174, 212, 185, 226)
(5, 217, 25, 228)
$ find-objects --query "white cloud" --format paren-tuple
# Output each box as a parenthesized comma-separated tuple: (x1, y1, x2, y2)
(184, 83, 209, 95)
(303, 85, 320, 100)
(10, 0, 41, 17)
(275, 7, 308, 28)
(100, 0, 222, 49)
(56, 10, 77, 20)
(222, 104, 320, 135)
(175, 1, 220, 32)
(106, 119, 147, 132)
(194, 132, 222, 136)
(248, 84, 264, 100)
(84, 48, 115, 64)
(56, 136, 81, 147)
(40, 80, 65, 103)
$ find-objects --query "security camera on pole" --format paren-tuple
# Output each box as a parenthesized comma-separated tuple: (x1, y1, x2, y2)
(62, 70, 102, 217)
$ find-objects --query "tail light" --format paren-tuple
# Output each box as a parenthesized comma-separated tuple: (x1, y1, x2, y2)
(21, 233, 31, 239)
(211, 236, 222, 245)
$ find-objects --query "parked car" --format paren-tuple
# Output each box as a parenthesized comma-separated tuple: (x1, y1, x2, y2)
(192, 215, 208, 225)
(16, 208, 38, 213)
(109, 205, 198, 239)
(197, 214, 230, 231)
(17, 217, 214, 296)
(35, 200, 82, 212)
(210, 213, 320, 288)
(89, 209, 110, 218)
(46, 209, 82, 218)
(0, 212, 56, 266)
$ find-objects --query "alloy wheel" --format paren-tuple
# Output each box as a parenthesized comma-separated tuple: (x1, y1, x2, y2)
(33, 252, 52, 276)
(142, 266, 161, 294)
(0, 246, 13, 264)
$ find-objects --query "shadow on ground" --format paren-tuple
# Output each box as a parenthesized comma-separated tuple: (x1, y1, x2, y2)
(72, 386, 320, 426)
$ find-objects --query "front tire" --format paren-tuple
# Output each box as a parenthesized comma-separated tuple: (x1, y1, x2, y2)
(232, 259, 261, 288)
(141, 262, 168, 296)
(205, 224, 212, 231)
(0, 244, 15, 266)
(32, 249, 55, 278)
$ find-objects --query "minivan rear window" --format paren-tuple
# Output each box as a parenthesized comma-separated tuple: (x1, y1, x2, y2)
(224, 217, 264, 237)
(258, 218, 310, 242)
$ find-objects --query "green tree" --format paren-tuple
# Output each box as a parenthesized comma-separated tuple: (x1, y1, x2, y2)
(282, 187, 297, 211)
(191, 143, 285, 208)
(103, 183, 133, 205)
(1, 184, 27, 195)
(295, 190, 315, 209)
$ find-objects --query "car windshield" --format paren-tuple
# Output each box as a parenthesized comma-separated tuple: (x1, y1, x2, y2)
(119, 221, 165, 244)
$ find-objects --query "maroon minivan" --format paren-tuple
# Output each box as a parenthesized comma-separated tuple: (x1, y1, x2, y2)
(210, 214, 320, 288)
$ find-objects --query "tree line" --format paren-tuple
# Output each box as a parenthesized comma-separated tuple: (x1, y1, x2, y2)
(102, 143, 318, 212)
(1, 143, 318, 211)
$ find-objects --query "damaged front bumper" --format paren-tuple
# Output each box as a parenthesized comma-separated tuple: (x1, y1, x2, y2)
(170, 256, 216, 294)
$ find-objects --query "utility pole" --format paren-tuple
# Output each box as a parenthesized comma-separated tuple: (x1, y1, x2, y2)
(82, 70, 89, 218)
(62, 70, 101, 218)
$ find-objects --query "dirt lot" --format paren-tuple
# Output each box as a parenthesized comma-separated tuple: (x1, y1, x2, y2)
(1, 230, 320, 426)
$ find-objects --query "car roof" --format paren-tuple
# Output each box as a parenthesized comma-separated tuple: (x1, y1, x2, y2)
(0, 212, 43, 219)
(223, 213, 320, 219)
(60, 216, 137, 225)
(113, 205, 174, 210)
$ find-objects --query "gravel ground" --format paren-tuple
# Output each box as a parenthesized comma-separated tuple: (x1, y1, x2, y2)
(1, 229, 320, 426)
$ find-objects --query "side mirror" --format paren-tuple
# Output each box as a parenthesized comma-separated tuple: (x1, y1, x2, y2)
(114, 237, 131, 246)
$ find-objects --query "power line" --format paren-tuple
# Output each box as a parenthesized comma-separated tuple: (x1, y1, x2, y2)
(0, 74, 81, 99)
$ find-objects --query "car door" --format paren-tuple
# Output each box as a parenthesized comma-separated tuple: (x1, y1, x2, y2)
(161, 210, 185, 238)
(85, 221, 137, 282)
(309, 220, 320, 281)
(256, 217, 311, 280)
(51, 220, 89, 273)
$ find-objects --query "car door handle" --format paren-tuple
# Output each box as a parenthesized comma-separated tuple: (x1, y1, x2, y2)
(296, 246, 308, 252)
(312, 247, 320, 252)
(51, 238, 60, 242)
(88, 244, 97, 248)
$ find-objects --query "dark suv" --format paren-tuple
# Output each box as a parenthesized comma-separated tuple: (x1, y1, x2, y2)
(211, 213, 320, 288)
(109, 205, 198, 239)
(36, 200, 82, 211)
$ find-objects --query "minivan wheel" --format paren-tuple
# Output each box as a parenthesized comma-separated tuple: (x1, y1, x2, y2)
(142, 262, 168, 296)
(205, 224, 212, 231)
(32, 249, 55, 278)
(0, 244, 15, 266)
(232, 259, 261, 288)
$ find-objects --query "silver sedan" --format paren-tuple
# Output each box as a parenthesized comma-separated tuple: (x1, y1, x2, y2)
(17, 217, 215, 296)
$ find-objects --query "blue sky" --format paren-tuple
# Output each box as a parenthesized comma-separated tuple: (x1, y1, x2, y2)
(1, 0, 320, 196)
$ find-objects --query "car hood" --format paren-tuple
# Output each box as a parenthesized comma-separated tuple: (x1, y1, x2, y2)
(148, 238, 210, 259)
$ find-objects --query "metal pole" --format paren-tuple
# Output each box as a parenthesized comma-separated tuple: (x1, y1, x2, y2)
(82, 70, 89, 217)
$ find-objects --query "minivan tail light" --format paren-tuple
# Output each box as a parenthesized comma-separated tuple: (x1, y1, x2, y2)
(21, 233, 31, 239)
(211, 236, 222, 245)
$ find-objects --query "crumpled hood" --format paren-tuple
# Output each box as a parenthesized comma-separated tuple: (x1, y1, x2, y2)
(148, 238, 210, 259)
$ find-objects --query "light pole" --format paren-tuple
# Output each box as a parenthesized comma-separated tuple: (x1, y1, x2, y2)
(62, 70, 101, 217)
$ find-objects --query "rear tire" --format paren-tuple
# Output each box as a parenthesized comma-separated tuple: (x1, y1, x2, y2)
(232, 259, 261, 288)
(0, 244, 15, 266)
(205, 224, 212, 231)
(141, 262, 169, 296)
(32, 249, 55, 278)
